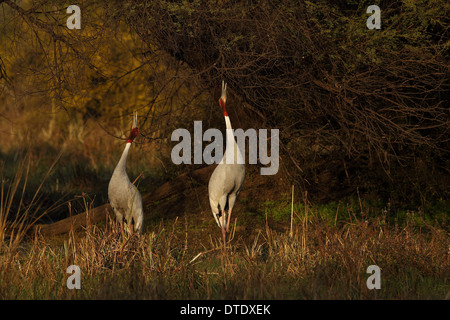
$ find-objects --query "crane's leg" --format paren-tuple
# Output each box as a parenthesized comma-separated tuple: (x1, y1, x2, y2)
(226, 194, 237, 235)
(221, 210, 227, 251)
(226, 209, 232, 234)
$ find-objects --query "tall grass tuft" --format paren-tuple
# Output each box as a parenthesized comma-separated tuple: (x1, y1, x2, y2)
(0, 150, 63, 252)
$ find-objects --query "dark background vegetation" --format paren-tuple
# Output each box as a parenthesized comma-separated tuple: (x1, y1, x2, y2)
(118, 0, 449, 207)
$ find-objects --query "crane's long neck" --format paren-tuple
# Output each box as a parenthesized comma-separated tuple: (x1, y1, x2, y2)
(224, 116, 234, 143)
(113, 142, 132, 176)
(223, 116, 243, 164)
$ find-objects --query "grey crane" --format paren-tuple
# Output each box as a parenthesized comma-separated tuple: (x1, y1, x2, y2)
(208, 81, 245, 250)
(108, 112, 144, 234)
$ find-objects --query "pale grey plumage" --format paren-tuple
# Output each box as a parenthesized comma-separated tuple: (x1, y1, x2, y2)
(108, 112, 144, 234)
(208, 156, 245, 228)
(208, 81, 245, 230)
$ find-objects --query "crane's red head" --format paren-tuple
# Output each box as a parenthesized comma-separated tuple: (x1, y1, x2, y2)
(127, 127, 139, 143)
(219, 80, 228, 117)
(127, 112, 139, 143)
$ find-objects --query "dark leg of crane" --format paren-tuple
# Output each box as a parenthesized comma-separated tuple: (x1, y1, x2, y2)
(221, 211, 227, 252)
(226, 210, 232, 234)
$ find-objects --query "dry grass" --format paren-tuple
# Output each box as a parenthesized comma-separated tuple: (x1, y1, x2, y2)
(0, 147, 447, 300)
(0, 150, 64, 251)
(0, 201, 448, 299)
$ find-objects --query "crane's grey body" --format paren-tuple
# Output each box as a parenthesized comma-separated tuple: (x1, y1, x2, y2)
(108, 113, 143, 234)
(208, 158, 245, 228)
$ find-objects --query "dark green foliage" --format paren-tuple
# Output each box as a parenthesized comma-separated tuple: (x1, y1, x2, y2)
(116, 0, 449, 206)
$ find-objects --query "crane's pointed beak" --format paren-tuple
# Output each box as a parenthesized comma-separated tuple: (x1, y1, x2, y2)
(219, 81, 228, 116)
(221, 80, 227, 104)
(133, 111, 138, 129)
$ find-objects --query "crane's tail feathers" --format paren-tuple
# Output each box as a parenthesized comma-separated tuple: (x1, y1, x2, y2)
(214, 210, 229, 229)
(214, 213, 222, 228)
(134, 219, 143, 234)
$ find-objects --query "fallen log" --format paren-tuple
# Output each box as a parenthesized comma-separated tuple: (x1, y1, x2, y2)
(31, 165, 215, 236)
(31, 204, 114, 237)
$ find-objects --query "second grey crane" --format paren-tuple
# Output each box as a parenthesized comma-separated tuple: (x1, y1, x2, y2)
(108, 112, 144, 234)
